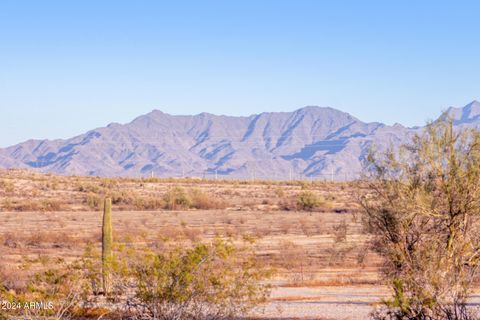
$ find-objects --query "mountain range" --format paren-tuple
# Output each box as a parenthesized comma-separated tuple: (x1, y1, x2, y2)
(1, 101, 479, 180)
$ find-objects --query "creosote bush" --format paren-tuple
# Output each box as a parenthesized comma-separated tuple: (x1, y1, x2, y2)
(297, 191, 322, 211)
(1, 258, 86, 320)
(163, 187, 226, 210)
(361, 121, 480, 320)
(133, 238, 272, 320)
(3, 238, 271, 320)
(163, 187, 192, 210)
(190, 188, 226, 209)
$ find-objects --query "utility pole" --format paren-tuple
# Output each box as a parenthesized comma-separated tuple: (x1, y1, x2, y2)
(330, 167, 334, 182)
(289, 167, 292, 181)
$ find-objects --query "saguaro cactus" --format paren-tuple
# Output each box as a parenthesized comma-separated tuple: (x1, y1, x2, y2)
(102, 197, 113, 296)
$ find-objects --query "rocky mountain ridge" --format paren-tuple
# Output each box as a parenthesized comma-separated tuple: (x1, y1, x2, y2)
(0, 101, 478, 179)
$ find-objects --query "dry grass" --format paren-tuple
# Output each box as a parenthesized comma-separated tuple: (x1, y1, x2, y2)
(0, 169, 364, 212)
(0, 169, 378, 290)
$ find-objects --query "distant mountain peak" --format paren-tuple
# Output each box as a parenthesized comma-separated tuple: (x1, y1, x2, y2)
(465, 100, 480, 115)
(296, 105, 343, 112)
(292, 105, 358, 120)
(442, 100, 480, 124)
(0, 101, 478, 179)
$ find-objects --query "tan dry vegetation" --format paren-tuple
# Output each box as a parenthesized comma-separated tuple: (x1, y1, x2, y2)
(0, 169, 364, 213)
(0, 169, 378, 292)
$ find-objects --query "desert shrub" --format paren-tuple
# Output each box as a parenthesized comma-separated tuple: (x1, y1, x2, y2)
(190, 188, 226, 209)
(296, 191, 321, 211)
(163, 187, 192, 210)
(361, 121, 480, 319)
(276, 240, 307, 270)
(278, 198, 297, 211)
(41, 199, 64, 211)
(81, 242, 136, 301)
(157, 226, 185, 241)
(183, 227, 202, 242)
(85, 192, 102, 209)
(81, 242, 102, 296)
(223, 188, 233, 195)
(133, 196, 164, 210)
(76, 182, 101, 193)
(324, 246, 354, 267)
(0, 179, 15, 193)
(274, 187, 285, 198)
(108, 190, 132, 205)
(3, 259, 86, 320)
(100, 178, 118, 189)
(332, 220, 348, 243)
(1, 199, 14, 211)
(0, 264, 23, 296)
(298, 180, 309, 190)
(25, 231, 73, 248)
(132, 239, 272, 320)
(19, 200, 45, 211)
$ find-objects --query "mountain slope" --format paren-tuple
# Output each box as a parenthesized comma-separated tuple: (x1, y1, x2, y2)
(441, 100, 480, 126)
(0, 102, 476, 180)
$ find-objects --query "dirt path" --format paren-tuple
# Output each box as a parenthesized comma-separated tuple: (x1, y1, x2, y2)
(254, 286, 480, 320)
(252, 286, 387, 319)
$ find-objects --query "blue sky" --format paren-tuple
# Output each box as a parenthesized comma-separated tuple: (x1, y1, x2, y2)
(1, 1, 479, 147)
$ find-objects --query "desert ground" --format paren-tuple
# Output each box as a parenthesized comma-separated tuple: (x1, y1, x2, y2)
(0, 169, 386, 319)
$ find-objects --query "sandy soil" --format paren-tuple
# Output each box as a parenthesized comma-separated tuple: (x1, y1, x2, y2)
(252, 286, 387, 320)
(253, 287, 480, 320)
(0, 171, 386, 319)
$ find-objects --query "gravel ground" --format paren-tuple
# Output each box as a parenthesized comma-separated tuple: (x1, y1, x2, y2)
(252, 286, 388, 320)
(253, 286, 480, 320)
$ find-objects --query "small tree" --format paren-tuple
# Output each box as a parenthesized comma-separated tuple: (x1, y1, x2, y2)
(361, 121, 480, 319)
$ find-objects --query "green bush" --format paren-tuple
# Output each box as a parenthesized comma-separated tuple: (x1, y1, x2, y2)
(297, 191, 321, 211)
(163, 187, 192, 210)
(133, 238, 272, 320)
(2, 259, 86, 320)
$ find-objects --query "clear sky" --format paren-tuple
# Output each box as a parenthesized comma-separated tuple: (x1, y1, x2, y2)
(1, 1, 479, 147)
